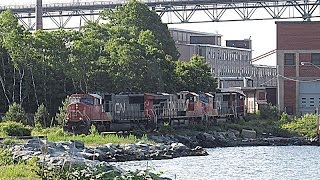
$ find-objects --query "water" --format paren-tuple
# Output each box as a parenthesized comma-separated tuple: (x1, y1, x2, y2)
(112, 146, 320, 180)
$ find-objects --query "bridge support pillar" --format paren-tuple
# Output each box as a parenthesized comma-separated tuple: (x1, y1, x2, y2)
(35, 0, 43, 30)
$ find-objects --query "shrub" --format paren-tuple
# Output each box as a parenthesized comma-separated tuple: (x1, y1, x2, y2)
(34, 104, 51, 128)
(2, 103, 27, 125)
(0, 147, 14, 166)
(158, 122, 173, 134)
(282, 113, 317, 138)
(0, 121, 31, 136)
(89, 124, 99, 135)
(2, 138, 22, 146)
(54, 97, 69, 126)
(259, 104, 279, 120)
(279, 112, 292, 124)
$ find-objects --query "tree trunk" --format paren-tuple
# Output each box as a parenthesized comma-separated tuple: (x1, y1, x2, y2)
(30, 66, 39, 106)
(12, 68, 16, 102)
(18, 68, 25, 104)
(0, 74, 10, 104)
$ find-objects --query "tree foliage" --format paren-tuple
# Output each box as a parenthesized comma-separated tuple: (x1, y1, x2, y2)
(2, 103, 27, 125)
(0, 2, 217, 119)
(54, 98, 69, 126)
(102, 0, 179, 60)
(34, 104, 50, 128)
(175, 55, 217, 92)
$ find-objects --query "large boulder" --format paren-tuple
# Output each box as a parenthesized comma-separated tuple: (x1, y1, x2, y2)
(196, 132, 215, 142)
(170, 142, 189, 151)
(241, 129, 257, 139)
(190, 146, 209, 156)
(226, 131, 237, 140)
(69, 140, 85, 149)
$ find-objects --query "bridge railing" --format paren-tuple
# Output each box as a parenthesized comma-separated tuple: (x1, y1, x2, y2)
(0, 0, 298, 11)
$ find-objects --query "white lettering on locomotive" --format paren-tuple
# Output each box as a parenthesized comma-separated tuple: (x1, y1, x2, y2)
(115, 102, 126, 114)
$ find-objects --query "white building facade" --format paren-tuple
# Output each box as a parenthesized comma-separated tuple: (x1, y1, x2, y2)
(169, 28, 277, 88)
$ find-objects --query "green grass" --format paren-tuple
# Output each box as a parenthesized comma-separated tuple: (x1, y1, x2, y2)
(0, 148, 39, 179)
(0, 164, 39, 179)
(31, 127, 151, 145)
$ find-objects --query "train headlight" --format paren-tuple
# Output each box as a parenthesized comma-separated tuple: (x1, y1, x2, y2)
(79, 117, 83, 120)
(75, 104, 79, 109)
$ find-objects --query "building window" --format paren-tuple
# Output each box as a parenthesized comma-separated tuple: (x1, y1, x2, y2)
(311, 53, 320, 65)
(258, 92, 266, 100)
(284, 53, 295, 65)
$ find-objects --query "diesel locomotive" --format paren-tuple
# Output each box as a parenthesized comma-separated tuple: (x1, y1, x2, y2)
(64, 90, 245, 134)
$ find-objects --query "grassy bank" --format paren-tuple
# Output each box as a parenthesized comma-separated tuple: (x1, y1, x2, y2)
(0, 147, 159, 179)
(0, 164, 39, 179)
(31, 127, 151, 145)
(160, 113, 317, 138)
(0, 121, 151, 146)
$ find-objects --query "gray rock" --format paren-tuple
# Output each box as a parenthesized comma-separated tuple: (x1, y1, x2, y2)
(170, 143, 189, 151)
(229, 129, 240, 137)
(96, 145, 116, 155)
(80, 152, 99, 160)
(215, 132, 227, 142)
(204, 133, 216, 142)
(227, 131, 237, 139)
(190, 146, 208, 156)
(241, 129, 257, 139)
(155, 143, 168, 151)
(123, 144, 137, 153)
(136, 141, 150, 148)
(69, 140, 85, 149)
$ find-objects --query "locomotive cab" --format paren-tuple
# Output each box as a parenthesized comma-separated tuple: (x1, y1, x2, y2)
(67, 94, 104, 121)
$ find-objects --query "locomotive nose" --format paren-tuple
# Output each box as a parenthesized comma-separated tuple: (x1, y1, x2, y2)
(67, 103, 85, 122)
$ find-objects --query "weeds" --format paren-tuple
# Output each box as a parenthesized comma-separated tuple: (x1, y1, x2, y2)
(31, 127, 152, 145)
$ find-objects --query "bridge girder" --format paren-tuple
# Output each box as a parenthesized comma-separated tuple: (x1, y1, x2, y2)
(1, 0, 319, 30)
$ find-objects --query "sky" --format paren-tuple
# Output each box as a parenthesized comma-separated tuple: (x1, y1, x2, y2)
(0, 0, 281, 66)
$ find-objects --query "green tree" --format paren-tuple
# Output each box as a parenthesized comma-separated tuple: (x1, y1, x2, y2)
(0, 10, 35, 105)
(32, 29, 77, 115)
(175, 55, 217, 92)
(34, 104, 50, 128)
(2, 102, 27, 125)
(70, 22, 109, 92)
(55, 97, 69, 126)
(102, 0, 179, 60)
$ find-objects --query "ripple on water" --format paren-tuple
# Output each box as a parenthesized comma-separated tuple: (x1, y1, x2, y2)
(111, 146, 320, 180)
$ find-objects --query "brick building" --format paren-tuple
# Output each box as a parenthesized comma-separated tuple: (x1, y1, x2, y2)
(277, 21, 320, 115)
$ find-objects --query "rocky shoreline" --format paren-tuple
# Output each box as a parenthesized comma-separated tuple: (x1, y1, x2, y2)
(4, 130, 317, 167)
(148, 130, 318, 149)
(3, 138, 207, 179)
(9, 139, 208, 163)
(1, 129, 318, 179)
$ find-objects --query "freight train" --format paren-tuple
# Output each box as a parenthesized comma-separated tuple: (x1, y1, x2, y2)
(64, 89, 245, 134)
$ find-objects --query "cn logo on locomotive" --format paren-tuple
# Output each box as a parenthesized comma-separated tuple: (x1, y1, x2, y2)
(115, 102, 126, 113)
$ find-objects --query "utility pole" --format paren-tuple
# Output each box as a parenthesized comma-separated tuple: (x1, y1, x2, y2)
(317, 107, 320, 144)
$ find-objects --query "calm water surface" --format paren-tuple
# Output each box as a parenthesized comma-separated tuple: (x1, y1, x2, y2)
(112, 146, 320, 180)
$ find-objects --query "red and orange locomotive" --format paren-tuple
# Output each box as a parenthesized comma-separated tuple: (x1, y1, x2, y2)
(64, 90, 245, 134)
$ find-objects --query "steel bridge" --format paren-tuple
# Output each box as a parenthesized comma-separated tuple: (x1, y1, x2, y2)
(1, 0, 320, 30)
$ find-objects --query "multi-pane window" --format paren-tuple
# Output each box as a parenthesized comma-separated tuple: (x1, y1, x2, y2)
(311, 53, 320, 65)
(284, 53, 295, 65)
